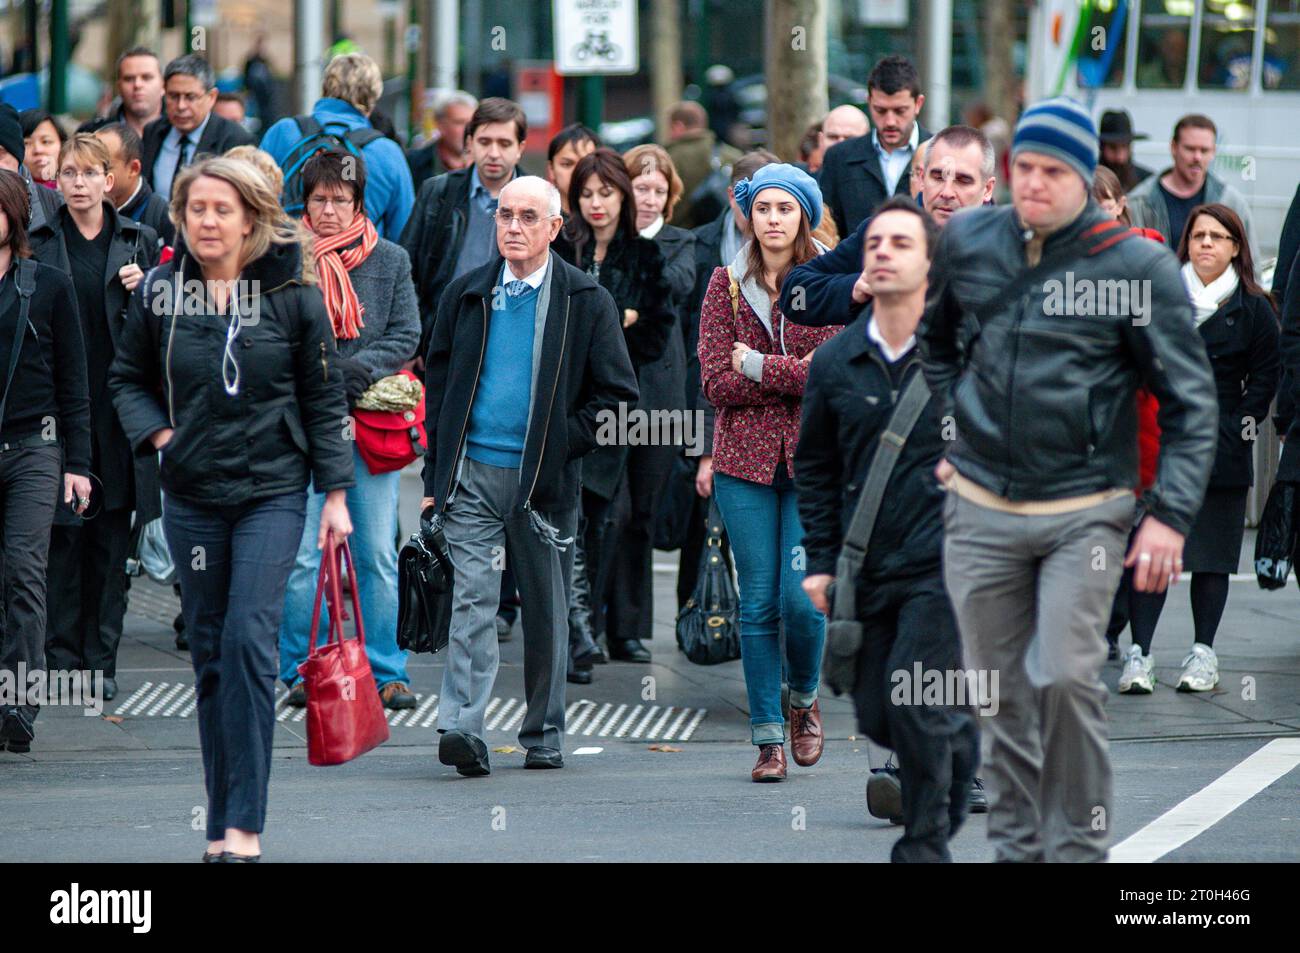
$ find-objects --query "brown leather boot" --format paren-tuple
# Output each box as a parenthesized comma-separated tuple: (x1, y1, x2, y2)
(751, 744, 787, 782)
(790, 700, 824, 766)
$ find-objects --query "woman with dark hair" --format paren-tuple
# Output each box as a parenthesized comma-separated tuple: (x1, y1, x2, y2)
(20, 110, 65, 190)
(110, 156, 354, 861)
(1118, 203, 1278, 695)
(277, 150, 421, 711)
(697, 163, 840, 781)
(552, 147, 674, 669)
(0, 169, 91, 754)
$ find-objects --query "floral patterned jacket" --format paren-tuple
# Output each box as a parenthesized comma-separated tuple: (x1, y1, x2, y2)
(698, 257, 842, 485)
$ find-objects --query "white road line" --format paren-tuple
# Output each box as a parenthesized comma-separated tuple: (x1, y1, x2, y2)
(178, 694, 199, 718)
(614, 705, 643, 738)
(678, 708, 707, 740)
(485, 698, 516, 731)
(114, 682, 152, 715)
(646, 707, 676, 740)
(483, 697, 501, 723)
(630, 705, 660, 739)
(128, 682, 168, 716)
(572, 746, 603, 755)
(146, 682, 186, 717)
(565, 700, 584, 720)
(292, 706, 307, 722)
(597, 703, 627, 736)
(502, 704, 527, 733)
(1110, 737, 1300, 863)
(567, 701, 597, 735)
(582, 702, 612, 736)
(409, 692, 438, 726)
(276, 702, 295, 722)
(162, 685, 194, 717)
(662, 707, 691, 740)
(389, 695, 423, 728)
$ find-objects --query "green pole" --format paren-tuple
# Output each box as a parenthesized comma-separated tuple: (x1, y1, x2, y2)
(185, 0, 194, 49)
(49, 0, 69, 113)
(407, 0, 421, 143)
(578, 75, 604, 131)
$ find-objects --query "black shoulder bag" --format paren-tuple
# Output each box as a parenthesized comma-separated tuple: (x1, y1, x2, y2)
(0, 258, 38, 429)
(675, 500, 741, 665)
(396, 507, 454, 654)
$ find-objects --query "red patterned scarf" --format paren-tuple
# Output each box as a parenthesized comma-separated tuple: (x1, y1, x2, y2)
(304, 212, 378, 340)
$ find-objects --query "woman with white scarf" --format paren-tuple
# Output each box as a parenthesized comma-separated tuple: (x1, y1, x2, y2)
(1119, 203, 1279, 696)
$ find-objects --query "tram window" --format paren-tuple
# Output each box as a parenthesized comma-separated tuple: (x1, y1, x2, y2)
(1198, 0, 1256, 89)
(1076, 0, 1128, 87)
(1137, 3, 1192, 88)
(1264, 0, 1300, 89)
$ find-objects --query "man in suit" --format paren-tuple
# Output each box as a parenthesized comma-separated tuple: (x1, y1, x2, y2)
(142, 54, 255, 199)
(95, 122, 174, 247)
(78, 47, 164, 138)
(819, 55, 930, 238)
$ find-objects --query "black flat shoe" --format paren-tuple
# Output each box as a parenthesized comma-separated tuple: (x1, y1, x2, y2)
(607, 639, 651, 663)
(219, 852, 260, 863)
(572, 647, 606, 668)
(525, 746, 563, 769)
(102, 677, 118, 702)
(439, 729, 490, 776)
(566, 668, 593, 685)
(202, 850, 223, 863)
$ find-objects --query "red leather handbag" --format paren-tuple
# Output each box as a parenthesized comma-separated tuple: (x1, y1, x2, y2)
(297, 533, 390, 766)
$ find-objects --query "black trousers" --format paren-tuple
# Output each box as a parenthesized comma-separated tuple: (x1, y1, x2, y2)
(0, 445, 61, 723)
(600, 443, 677, 647)
(852, 573, 980, 863)
(45, 508, 133, 678)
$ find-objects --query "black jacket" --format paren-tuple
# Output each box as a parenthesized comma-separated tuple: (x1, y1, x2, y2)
(141, 112, 257, 194)
(30, 202, 161, 521)
(641, 222, 694, 416)
(1195, 285, 1279, 489)
(109, 241, 355, 506)
(26, 172, 62, 234)
(919, 202, 1218, 535)
(421, 252, 639, 516)
(120, 179, 175, 248)
(0, 258, 90, 474)
(1273, 251, 1300, 481)
(400, 166, 475, 361)
(780, 214, 869, 328)
(818, 124, 930, 239)
(795, 313, 945, 583)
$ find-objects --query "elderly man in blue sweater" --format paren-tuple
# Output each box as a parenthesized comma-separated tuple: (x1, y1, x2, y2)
(260, 52, 415, 238)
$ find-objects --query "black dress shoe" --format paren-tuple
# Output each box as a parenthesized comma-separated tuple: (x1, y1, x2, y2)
(572, 647, 606, 668)
(102, 677, 118, 702)
(567, 667, 593, 685)
(1, 709, 34, 754)
(286, 681, 307, 708)
(866, 767, 903, 825)
(525, 746, 563, 769)
(174, 612, 188, 651)
(968, 776, 988, 813)
(607, 639, 651, 663)
(439, 729, 491, 776)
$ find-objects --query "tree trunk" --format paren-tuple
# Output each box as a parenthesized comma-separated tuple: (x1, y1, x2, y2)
(652, 0, 683, 143)
(765, 0, 827, 163)
(982, 0, 1016, 123)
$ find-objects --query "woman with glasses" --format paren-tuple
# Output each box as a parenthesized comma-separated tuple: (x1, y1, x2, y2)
(277, 150, 421, 711)
(1118, 204, 1278, 695)
(111, 156, 354, 861)
(30, 133, 160, 705)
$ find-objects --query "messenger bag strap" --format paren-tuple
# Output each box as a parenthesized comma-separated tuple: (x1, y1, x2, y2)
(831, 366, 931, 623)
(0, 258, 37, 430)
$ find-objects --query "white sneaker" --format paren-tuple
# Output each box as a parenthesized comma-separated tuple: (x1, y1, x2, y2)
(1177, 643, 1219, 692)
(1118, 644, 1155, 694)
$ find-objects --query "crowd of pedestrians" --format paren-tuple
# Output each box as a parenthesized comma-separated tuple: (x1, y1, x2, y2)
(0, 41, 1297, 866)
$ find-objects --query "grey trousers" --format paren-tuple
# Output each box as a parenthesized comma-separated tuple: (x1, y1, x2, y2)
(942, 488, 1132, 862)
(438, 456, 575, 750)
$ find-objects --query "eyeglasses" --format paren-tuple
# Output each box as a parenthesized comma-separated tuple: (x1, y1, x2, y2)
(494, 208, 549, 227)
(1190, 229, 1234, 244)
(164, 91, 208, 106)
(307, 195, 355, 212)
(58, 168, 104, 182)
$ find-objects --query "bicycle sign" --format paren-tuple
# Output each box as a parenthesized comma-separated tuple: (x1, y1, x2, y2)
(554, 0, 638, 75)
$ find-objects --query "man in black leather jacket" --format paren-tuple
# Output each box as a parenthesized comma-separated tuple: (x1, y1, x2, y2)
(919, 98, 1217, 862)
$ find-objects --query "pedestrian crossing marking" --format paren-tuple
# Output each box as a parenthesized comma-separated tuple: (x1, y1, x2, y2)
(108, 682, 707, 739)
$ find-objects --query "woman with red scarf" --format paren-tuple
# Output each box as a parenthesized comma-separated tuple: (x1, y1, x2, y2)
(276, 151, 422, 710)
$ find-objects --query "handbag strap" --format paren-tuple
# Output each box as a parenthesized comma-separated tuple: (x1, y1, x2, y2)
(832, 367, 931, 623)
(0, 258, 37, 430)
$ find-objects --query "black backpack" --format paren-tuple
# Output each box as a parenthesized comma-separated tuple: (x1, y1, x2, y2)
(280, 116, 383, 218)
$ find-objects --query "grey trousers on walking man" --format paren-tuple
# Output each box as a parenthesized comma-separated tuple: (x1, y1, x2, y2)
(942, 488, 1133, 862)
(438, 456, 576, 750)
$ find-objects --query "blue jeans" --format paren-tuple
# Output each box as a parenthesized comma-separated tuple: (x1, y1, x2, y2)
(277, 445, 408, 687)
(164, 490, 305, 839)
(713, 470, 825, 745)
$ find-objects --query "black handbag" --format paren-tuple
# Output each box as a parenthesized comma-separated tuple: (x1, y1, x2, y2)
(1254, 479, 1299, 590)
(675, 501, 740, 665)
(396, 508, 453, 654)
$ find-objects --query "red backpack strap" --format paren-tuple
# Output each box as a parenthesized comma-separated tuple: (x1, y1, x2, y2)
(1083, 219, 1141, 256)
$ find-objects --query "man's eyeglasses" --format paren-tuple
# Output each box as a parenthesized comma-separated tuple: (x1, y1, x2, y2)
(494, 208, 550, 228)
(307, 195, 356, 212)
(164, 91, 208, 106)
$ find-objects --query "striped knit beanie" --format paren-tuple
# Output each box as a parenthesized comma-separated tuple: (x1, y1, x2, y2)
(1011, 97, 1098, 184)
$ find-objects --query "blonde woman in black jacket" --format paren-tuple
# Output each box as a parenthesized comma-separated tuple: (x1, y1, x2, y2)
(110, 157, 354, 862)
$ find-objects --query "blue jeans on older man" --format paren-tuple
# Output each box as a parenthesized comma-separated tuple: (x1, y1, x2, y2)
(277, 445, 409, 688)
(712, 468, 825, 746)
